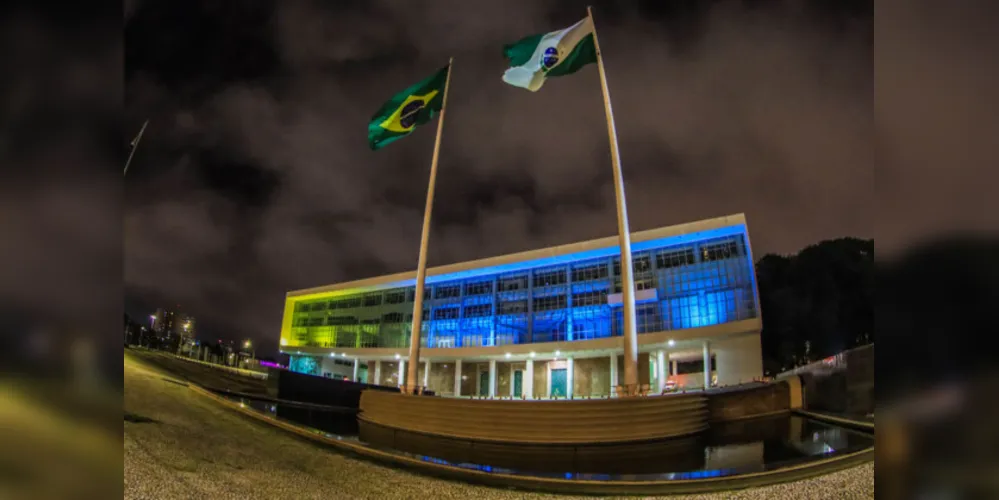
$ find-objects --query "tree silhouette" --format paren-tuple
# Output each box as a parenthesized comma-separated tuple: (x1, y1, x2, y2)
(756, 238, 874, 375)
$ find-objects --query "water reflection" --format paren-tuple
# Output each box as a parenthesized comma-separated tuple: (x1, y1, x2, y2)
(228, 394, 359, 435)
(359, 415, 870, 479)
(224, 393, 871, 481)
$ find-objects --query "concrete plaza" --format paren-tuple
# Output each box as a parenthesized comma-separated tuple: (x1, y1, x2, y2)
(124, 350, 873, 498)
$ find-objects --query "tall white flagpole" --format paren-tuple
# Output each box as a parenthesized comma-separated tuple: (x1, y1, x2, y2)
(586, 6, 640, 396)
(405, 59, 454, 394)
(124, 119, 149, 176)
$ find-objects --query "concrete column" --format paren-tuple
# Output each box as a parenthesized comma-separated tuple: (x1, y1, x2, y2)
(490, 276, 499, 346)
(374, 360, 382, 385)
(609, 354, 618, 396)
(352, 358, 359, 381)
(565, 266, 573, 342)
(488, 359, 497, 398)
(703, 341, 711, 390)
(509, 363, 516, 397)
(423, 359, 431, 389)
(454, 359, 462, 397)
(526, 270, 534, 343)
(657, 350, 667, 393)
(566, 356, 574, 399)
(398, 360, 406, 387)
(672, 359, 678, 378)
(713, 333, 764, 386)
(525, 359, 534, 399)
(546, 363, 552, 397)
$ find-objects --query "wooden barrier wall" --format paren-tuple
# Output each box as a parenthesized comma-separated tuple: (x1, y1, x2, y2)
(359, 391, 709, 444)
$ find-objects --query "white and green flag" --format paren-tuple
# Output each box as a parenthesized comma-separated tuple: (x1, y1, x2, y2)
(502, 18, 597, 92)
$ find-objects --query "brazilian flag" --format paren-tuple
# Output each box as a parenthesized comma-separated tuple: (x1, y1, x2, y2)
(367, 66, 449, 150)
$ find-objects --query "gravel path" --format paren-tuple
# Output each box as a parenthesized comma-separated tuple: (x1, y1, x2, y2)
(123, 352, 874, 499)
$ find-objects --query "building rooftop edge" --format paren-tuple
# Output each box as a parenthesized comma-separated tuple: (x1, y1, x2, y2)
(287, 213, 747, 298)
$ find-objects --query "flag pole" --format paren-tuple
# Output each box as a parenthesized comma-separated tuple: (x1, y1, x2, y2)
(586, 6, 640, 396)
(405, 58, 454, 395)
(124, 119, 149, 176)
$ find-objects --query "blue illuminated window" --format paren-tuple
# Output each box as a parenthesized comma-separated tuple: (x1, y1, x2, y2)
(497, 275, 527, 291)
(432, 306, 459, 320)
(655, 247, 695, 268)
(532, 294, 566, 312)
(498, 299, 527, 314)
(533, 269, 567, 287)
(571, 262, 608, 282)
(463, 281, 493, 296)
(700, 239, 744, 262)
(463, 304, 492, 318)
(572, 290, 607, 307)
(433, 285, 460, 299)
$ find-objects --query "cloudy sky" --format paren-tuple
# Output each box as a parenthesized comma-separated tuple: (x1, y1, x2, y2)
(115, 0, 993, 356)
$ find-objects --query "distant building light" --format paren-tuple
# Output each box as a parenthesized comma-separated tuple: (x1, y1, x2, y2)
(668, 339, 675, 347)
(529, 352, 536, 358)
(394, 354, 401, 359)
(504, 353, 511, 359)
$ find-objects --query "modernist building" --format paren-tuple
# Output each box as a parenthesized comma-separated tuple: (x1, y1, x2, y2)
(279, 213, 763, 398)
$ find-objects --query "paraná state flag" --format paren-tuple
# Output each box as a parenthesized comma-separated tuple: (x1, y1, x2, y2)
(502, 18, 597, 92)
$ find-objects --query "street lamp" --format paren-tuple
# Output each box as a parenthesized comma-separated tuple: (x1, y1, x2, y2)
(176, 322, 191, 356)
(243, 340, 255, 362)
(145, 316, 157, 347)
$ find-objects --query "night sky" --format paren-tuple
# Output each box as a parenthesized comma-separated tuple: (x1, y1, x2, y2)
(119, 0, 899, 358)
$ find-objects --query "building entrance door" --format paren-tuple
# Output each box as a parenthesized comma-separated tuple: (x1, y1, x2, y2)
(513, 370, 523, 398)
(550, 368, 567, 398)
(478, 371, 489, 396)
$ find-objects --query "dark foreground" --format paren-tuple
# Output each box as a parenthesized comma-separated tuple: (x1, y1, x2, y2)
(123, 350, 874, 499)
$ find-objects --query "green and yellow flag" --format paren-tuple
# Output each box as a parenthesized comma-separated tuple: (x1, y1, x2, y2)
(367, 66, 449, 150)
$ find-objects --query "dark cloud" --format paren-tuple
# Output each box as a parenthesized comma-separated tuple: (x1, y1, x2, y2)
(0, 4, 124, 383)
(122, 0, 886, 354)
(875, 1, 999, 253)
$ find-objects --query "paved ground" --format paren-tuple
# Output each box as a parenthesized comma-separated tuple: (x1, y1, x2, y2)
(124, 351, 875, 499)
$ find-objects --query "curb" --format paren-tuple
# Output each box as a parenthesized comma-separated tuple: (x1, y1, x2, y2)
(793, 409, 875, 433)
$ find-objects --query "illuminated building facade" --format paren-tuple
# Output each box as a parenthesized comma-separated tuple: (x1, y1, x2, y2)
(279, 213, 763, 398)
(152, 308, 196, 346)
